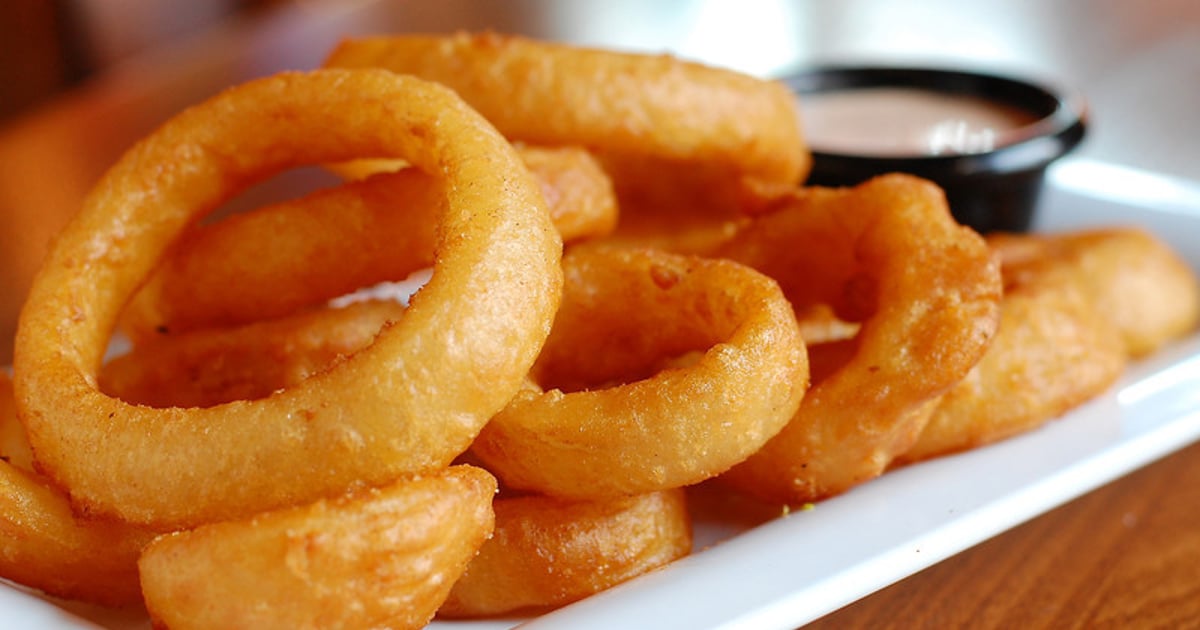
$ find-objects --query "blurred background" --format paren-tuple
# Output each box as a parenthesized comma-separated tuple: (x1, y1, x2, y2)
(2, 0, 1199, 362)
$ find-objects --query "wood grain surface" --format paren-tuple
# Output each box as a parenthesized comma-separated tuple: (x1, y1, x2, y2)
(804, 439, 1200, 629)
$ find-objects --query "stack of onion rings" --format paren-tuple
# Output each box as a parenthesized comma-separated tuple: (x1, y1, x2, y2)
(12, 68, 562, 529)
(3, 29, 1197, 627)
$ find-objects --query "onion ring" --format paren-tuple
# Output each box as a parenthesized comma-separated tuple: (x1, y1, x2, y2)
(12, 69, 562, 528)
(717, 174, 1002, 504)
(101, 300, 406, 409)
(440, 488, 691, 618)
(322, 31, 809, 209)
(577, 154, 752, 257)
(899, 255, 1126, 463)
(139, 465, 496, 630)
(989, 227, 1200, 358)
(470, 247, 808, 499)
(0, 374, 156, 606)
(121, 144, 613, 340)
(901, 226, 1199, 462)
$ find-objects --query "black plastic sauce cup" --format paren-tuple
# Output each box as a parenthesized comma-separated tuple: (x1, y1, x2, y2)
(783, 66, 1088, 233)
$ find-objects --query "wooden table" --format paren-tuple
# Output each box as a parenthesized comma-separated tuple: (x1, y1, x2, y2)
(1, 2, 1197, 628)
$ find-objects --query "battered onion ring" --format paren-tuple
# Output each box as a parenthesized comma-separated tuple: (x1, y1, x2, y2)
(12, 69, 562, 528)
(470, 247, 808, 499)
(121, 145, 614, 340)
(101, 300, 406, 409)
(989, 227, 1200, 358)
(440, 488, 691, 618)
(901, 227, 1199, 462)
(322, 31, 809, 208)
(0, 374, 156, 606)
(577, 154, 752, 257)
(139, 465, 496, 630)
(717, 174, 1002, 504)
(899, 256, 1126, 463)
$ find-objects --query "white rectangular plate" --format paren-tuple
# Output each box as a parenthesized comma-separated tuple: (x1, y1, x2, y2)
(5, 157, 1200, 630)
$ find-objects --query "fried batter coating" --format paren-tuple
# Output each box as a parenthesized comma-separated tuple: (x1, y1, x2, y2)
(101, 300, 405, 408)
(901, 226, 1198, 461)
(324, 31, 810, 211)
(440, 489, 691, 618)
(990, 227, 1200, 357)
(0, 374, 156, 606)
(718, 174, 1002, 504)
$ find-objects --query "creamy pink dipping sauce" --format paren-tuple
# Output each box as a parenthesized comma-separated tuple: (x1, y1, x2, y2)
(801, 87, 1041, 157)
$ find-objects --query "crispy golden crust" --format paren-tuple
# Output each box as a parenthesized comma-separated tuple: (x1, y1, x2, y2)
(717, 174, 1003, 504)
(440, 489, 691, 618)
(901, 227, 1199, 462)
(519, 145, 620, 242)
(121, 145, 613, 341)
(990, 227, 1200, 357)
(471, 247, 808, 499)
(101, 300, 406, 408)
(0, 374, 30, 471)
(12, 69, 561, 529)
(899, 267, 1126, 463)
(323, 31, 810, 210)
(139, 466, 496, 630)
(0, 374, 156, 607)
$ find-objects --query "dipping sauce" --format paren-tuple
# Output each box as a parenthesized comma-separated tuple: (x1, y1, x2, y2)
(801, 87, 1041, 157)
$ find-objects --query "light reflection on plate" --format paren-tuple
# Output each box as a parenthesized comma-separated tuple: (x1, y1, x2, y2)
(4, 158, 1200, 630)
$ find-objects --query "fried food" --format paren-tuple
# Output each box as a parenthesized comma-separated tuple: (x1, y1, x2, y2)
(520, 145, 620, 242)
(440, 488, 692, 618)
(989, 227, 1200, 357)
(4, 29, 1198, 626)
(139, 465, 496, 630)
(471, 247, 808, 499)
(0, 464, 158, 607)
(0, 373, 31, 471)
(12, 69, 562, 529)
(577, 154, 752, 257)
(322, 31, 810, 211)
(0, 374, 156, 607)
(121, 145, 613, 340)
(717, 174, 1003, 504)
(899, 261, 1126, 462)
(101, 300, 405, 408)
(900, 226, 1198, 461)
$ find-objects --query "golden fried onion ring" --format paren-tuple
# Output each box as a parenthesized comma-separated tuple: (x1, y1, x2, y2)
(101, 300, 406, 409)
(13, 69, 562, 528)
(139, 465, 496, 630)
(718, 174, 1002, 503)
(323, 32, 809, 205)
(989, 227, 1200, 358)
(121, 145, 614, 340)
(899, 253, 1126, 463)
(0, 374, 156, 606)
(471, 247, 808, 499)
(440, 488, 692, 618)
(901, 226, 1200, 462)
